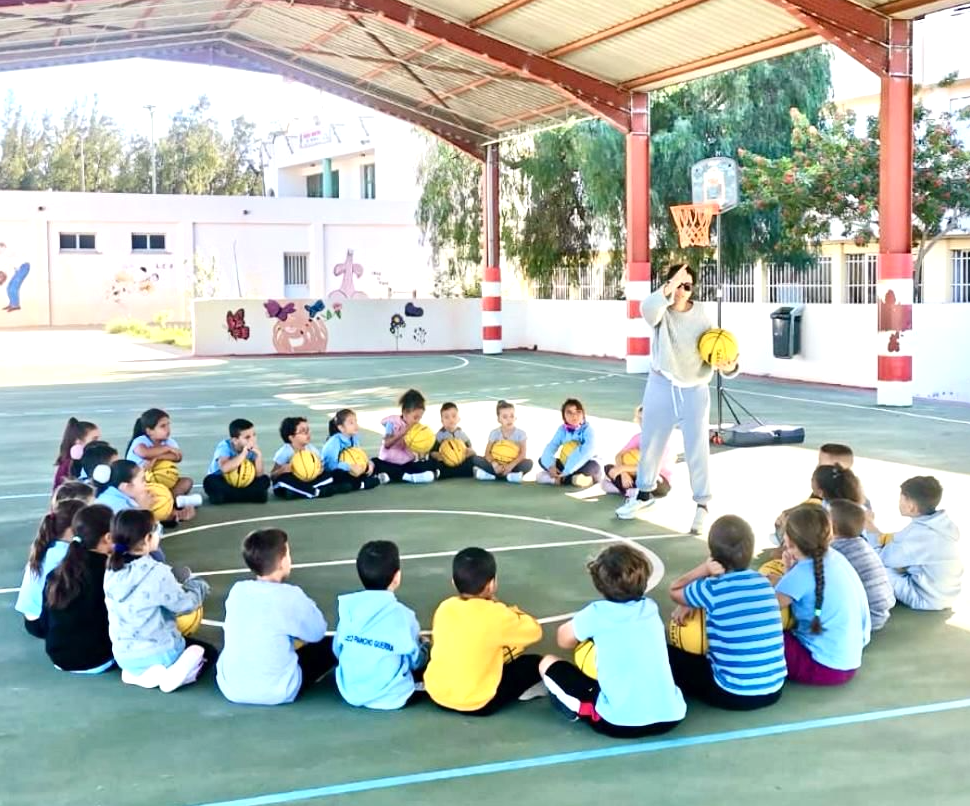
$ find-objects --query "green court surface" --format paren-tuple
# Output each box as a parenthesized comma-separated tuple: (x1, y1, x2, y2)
(2, 346, 969, 806)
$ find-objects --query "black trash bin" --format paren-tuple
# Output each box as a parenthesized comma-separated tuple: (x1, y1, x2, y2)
(770, 305, 804, 358)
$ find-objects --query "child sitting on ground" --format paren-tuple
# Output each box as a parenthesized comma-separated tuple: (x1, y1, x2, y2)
(869, 476, 962, 611)
(771, 462, 866, 548)
(425, 547, 544, 715)
(104, 509, 214, 692)
(472, 400, 533, 483)
(14, 498, 86, 638)
(775, 503, 871, 686)
(602, 405, 672, 498)
(540, 543, 686, 737)
(321, 409, 388, 491)
(52, 480, 95, 508)
(538, 398, 601, 488)
(203, 418, 271, 505)
(373, 389, 439, 484)
(827, 499, 895, 630)
(217, 529, 332, 705)
(125, 407, 197, 520)
(668, 516, 786, 710)
(431, 402, 476, 480)
(271, 416, 336, 500)
(335, 540, 428, 710)
(53, 417, 99, 489)
(42, 504, 115, 674)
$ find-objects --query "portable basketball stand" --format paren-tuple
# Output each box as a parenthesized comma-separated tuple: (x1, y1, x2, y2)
(672, 158, 805, 448)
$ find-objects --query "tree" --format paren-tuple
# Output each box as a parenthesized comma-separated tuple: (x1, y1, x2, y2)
(739, 76, 970, 282)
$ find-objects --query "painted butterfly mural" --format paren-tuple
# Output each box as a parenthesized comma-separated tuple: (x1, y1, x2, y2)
(226, 309, 250, 341)
(264, 299, 297, 321)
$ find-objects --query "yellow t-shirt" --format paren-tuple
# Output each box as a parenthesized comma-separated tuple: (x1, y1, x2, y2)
(424, 596, 542, 711)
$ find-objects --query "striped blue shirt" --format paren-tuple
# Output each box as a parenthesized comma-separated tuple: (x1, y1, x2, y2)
(684, 569, 787, 696)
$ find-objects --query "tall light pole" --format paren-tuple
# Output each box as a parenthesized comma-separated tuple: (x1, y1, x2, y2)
(144, 104, 157, 194)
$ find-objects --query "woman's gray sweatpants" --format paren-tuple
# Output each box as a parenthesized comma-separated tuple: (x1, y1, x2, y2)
(636, 372, 712, 505)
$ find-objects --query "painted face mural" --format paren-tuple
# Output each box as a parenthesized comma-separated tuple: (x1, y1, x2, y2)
(270, 307, 328, 354)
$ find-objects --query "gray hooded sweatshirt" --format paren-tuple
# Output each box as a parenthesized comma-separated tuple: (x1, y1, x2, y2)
(875, 510, 963, 610)
(104, 554, 209, 673)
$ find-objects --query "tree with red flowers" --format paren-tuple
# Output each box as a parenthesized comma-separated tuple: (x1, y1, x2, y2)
(739, 76, 970, 284)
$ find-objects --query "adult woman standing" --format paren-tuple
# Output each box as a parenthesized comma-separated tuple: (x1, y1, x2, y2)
(615, 264, 738, 533)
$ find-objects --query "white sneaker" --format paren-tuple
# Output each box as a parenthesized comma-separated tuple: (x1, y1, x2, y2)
(572, 473, 593, 489)
(615, 492, 654, 520)
(121, 665, 166, 689)
(175, 494, 203, 508)
(536, 470, 556, 485)
(403, 470, 435, 484)
(506, 472, 523, 484)
(474, 468, 496, 481)
(518, 680, 548, 701)
(690, 505, 709, 535)
(377, 473, 391, 485)
(159, 645, 205, 693)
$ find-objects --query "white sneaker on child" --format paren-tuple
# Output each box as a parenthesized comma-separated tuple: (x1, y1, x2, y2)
(403, 470, 435, 484)
(536, 470, 556, 485)
(159, 645, 205, 693)
(377, 473, 391, 485)
(474, 468, 496, 481)
(518, 681, 548, 701)
(121, 665, 167, 689)
(506, 472, 523, 484)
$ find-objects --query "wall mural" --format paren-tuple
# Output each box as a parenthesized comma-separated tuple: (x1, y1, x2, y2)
(389, 303, 428, 350)
(265, 297, 343, 354)
(226, 308, 250, 341)
(0, 242, 31, 313)
(106, 263, 173, 304)
(328, 250, 368, 301)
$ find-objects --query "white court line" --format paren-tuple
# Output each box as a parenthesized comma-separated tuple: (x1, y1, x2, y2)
(477, 354, 970, 427)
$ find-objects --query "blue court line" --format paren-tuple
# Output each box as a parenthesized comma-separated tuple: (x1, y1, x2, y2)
(190, 696, 970, 806)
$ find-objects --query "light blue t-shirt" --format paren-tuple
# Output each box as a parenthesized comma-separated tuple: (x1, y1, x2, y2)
(216, 579, 327, 706)
(272, 443, 321, 467)
(14, 541, 71, 620)
(96, 486, 138, 514)
(321, 433, 362, 473)
(684, 570, 787, 696)
(126, 436, 179, 467)
(572, 598, 686, 727)
(777, 550, 871, 671)
(208, 439, 257, 475)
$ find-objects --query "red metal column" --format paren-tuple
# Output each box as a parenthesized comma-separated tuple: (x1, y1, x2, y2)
(626, 92, 651, 373)
(876, 19, 913, 406)
(482, 143, 502, 354)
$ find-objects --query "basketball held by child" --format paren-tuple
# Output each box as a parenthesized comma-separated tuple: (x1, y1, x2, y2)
(698, 328, 739, 366)
(404, 424, 435, 455)
(490, 439, 519, 465)
(176, 607, 203, 636)
(225, 459, 256, 488)
(620, 448, 640, 467)
(558, 440, 580, 464)
(668, 609, 708, 655)
(147, 459, 179, 490)
(339, 446, 369, 475)
(291, 449, 321, 482)
(438, 438, 467, 467)
(147, 481, 175, 522)
(574, 639, 598, 679)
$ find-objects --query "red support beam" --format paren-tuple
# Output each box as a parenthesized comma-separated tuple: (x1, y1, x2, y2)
(293, 0, 631, 130)
(625, 93, 651, 374)
(469, 0, 541, 28)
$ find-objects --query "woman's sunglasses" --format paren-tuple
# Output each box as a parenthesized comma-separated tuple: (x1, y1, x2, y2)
(678, 282, 693, 292)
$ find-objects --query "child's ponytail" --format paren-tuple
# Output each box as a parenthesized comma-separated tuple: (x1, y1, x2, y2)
(46, 504, 113, 609)
(55, 417, 96, 467)
(108, 509, 154, 572)
(330, 408, 354, 436)
(328, 417, 339, 436)
(785, 503, 832, 635)
(27, 499, 85, 577)
(810, 549, 825, 635)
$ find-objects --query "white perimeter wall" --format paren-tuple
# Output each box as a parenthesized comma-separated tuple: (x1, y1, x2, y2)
(195, 297, 970, 403)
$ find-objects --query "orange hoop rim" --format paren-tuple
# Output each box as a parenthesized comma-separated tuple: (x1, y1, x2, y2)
(670, 202, 719, 248)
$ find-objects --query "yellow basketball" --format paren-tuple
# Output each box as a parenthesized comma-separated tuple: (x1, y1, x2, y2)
(147, 481, 174, 522)
(291, 449, 322, 482)
(339, 446, 369, 475)
(439, 438, 467, 467)
(558, 440, 580, 464)
(224, 459, 256, 488)
(698, 328, 739, 366)
(668, 609, 708, 655)
(620, 448, 640, 467)
(176, 607, 203, 636)
(404, 423, 436, 455)
(490, 439, 519, 465)
(574, 639, 598, 679)
(780, 606, 794, 631)
(147, 459, 179, 490)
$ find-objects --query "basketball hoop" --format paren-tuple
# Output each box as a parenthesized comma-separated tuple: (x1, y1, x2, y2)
(670, 203, 719, 248)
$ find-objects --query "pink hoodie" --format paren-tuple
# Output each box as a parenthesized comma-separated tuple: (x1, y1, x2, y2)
(379, 414, 416, 465)
(619, 432, 673, 482)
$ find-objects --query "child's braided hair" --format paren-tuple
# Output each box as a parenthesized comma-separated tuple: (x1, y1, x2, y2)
(785, 503, 832, 635)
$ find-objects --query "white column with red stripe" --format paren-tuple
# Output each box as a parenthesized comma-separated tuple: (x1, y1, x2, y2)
(626, 93, 651, 374)
(876, 254, 913, 406)
(482, 143, 502, 355)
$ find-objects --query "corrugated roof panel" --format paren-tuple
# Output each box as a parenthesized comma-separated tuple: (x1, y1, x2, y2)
(559, 0, 804, 82)
(411, 0, 507, 23)
(447, 79, 575, 124)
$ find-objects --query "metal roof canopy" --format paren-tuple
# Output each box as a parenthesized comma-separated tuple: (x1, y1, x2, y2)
(0, 0, 961, 158)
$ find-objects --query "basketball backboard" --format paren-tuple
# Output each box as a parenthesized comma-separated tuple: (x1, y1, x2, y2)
(691, 157, 739, 212)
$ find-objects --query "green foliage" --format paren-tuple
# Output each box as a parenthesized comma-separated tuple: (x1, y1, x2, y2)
(0, 93, 261, 195)
(105, 318, 191, 348)
(739, 80, 970, 276)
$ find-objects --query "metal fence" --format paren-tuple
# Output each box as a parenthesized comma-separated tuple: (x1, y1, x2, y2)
(844, 253, 878, 304)
(766, 259, 832, 303)
(952, 250, 970, 302)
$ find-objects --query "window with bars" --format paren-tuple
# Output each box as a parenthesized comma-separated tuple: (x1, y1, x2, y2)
(531, 266, 623, 300)
(59, 232, 96, 251)
(360, 163, 376, 199)
(283, 253, 308, 287)
(766, 259, 832, 303)
(952, 250, 970, 302)
(131, 233, 166, 251)
(844, 253, 878, 303)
